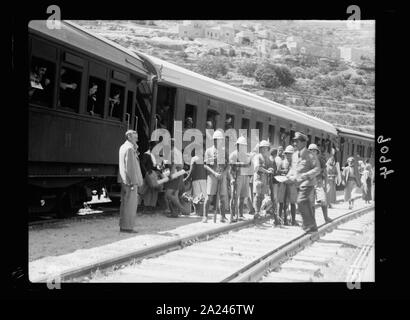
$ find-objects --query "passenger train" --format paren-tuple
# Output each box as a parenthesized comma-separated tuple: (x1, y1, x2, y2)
(28, 20, 375, 217)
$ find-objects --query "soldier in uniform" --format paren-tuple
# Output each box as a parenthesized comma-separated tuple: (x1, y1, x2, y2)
(308, 144, 332, 223)
(203, 130, 229, 223)
(287, 132, 321, 233)
(229, 136, 254, 223)
(253, 140, 275, 219)
(277, 145, 299, 226)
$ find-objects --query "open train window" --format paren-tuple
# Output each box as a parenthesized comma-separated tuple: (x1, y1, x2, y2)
(269, 125, 275, 145)
(279, 127, 287, 147)
(314, 137, 320, 146)
(185, 104, 197, 129)
(225, 114, 235, 130)
(87, 76, 106, 116)
(352, 144, 355, 157)
(307, 135, 312, 146)
(321, 139, 326, 153)
(256, 122, 263, 141)
(29, 56, 55, 107)
(207, 109, 219, 130)
(58, 66, 81, 112)
(109, 83, 125, 120)
(126, 91, 134, 129)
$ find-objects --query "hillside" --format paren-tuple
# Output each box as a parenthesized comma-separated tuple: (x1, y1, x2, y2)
(74, 20, 375, 135)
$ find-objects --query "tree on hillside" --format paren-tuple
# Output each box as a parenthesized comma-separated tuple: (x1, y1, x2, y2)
(254, 63, 295, 89)
(238, 60, 258, 78)
(196, 56, 229, 78)
(293, 82, 315, 107)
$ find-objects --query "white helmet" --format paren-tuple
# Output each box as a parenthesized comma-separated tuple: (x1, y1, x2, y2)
(284, 145, 294, 154)
(212, 130, 224, 140)
(308, 143, 319, 151)
(236, 136, 247, 145)
(259, 140, 270, 148)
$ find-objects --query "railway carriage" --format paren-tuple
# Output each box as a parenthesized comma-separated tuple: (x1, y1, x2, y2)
(28, 20, 158, 216)
(336, 127, 375, 167)
(29, 20, 370, 218)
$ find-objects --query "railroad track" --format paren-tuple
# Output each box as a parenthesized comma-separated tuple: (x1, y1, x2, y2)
(73, 203, 373, 283)
(32, 195, 369, 283)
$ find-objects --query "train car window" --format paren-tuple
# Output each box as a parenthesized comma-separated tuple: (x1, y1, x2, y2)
(314, 137, 320, 146)
(29, 56, 55, 107)
(58, 67, 81, 112)
(109, 83, 125, 120)
(352, 144, 355, 157)
(327, 139, 331, 153)
(307, 135, 312, 146)
(185, 104, 197, 129)
(279, 128, 287, 147)
(207, 110, 219, 130)
(256, 121, 263, 141)
(269, 125, 275, 145)
(87, 76, 106, 116)
(225, 114, 234, 130)
(321, 139, 326, 153)
(126, 91, 134, 129)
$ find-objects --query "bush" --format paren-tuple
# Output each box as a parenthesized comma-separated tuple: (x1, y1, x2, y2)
(351, 76, 366, 85)
(329, 87, 344, 101)
(356, 69, 366, 76)
(238, 60, 258, 77)
(291, 66, 305, 79)
(196, 56, 229, 78)
(254, 63, 295, 88)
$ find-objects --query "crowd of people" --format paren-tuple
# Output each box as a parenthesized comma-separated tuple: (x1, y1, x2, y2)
(117, 129, 374, 233)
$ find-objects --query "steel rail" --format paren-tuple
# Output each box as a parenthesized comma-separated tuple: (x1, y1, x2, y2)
(32, 215, 271, 283)
(225, 204, 374, 282)
(32, 197, 363, 283)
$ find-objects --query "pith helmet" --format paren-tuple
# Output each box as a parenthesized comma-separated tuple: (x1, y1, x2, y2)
(259, 140, 270, 148)
(212, 130, 224, 140)
(236, 136, 247, 145)
(308, 143, 320, 151)
(284, 145, 294, 154)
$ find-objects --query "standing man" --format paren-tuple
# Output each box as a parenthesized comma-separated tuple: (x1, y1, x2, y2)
(277, 145, 298, 226)
(253, 140, 275, 220)
(229, 136, 253, 223)
(118, 130, 144, 233)
(287, 132, 320, 233)
(308, 144, 332, 223)
(203, 130, 229, 223)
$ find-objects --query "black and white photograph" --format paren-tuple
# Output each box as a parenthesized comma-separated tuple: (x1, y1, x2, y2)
(26, 18, 376, 286)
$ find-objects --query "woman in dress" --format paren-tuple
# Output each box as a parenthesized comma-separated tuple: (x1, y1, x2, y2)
(325, 156, 338, 208)
(361, 163, 373, 204)
(342, 157, 361, 210)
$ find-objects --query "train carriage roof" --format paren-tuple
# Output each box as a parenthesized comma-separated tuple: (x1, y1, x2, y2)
(28, 20, 151, 77)
(336, 127, 374, 142)
(145, 54, 337, 135)
(30, 20, 338, 135)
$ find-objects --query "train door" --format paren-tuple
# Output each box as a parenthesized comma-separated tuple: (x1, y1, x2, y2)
(156, 85, 177, 133)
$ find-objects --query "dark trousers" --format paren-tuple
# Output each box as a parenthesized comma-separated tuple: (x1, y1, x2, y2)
(297, 185, 317, 229)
